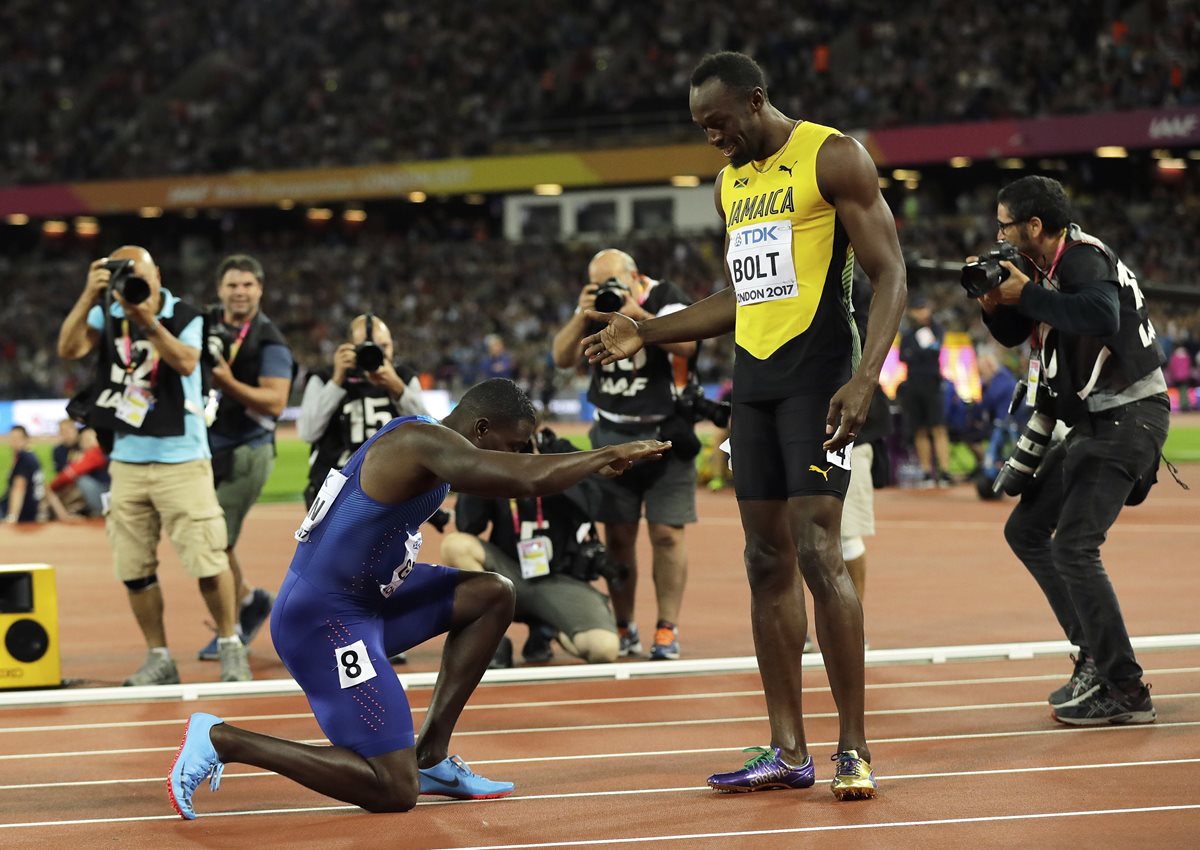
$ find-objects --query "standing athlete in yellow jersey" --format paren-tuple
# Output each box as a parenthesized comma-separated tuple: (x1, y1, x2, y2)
(584, 52, 906, 799)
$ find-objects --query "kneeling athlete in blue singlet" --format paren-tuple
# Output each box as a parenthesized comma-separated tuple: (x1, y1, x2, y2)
(166, 378, 670, 818)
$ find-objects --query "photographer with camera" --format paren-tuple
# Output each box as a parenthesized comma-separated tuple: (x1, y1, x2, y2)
(55, 246, 249, 685)
(440, 426, 620, 666)
(298, 313, 430, 508)
(197, 254, 294, 663)
(552, 248, 698, 661)
(970, 175, 1169, 726)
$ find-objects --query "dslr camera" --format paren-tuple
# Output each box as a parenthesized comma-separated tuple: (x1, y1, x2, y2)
(354, 311, 385, 372)
(676, 376, 731, 429)
(104, 258, 152, 305)
(960, 242, 1034, 299)
(564, 535, 629, 590)
(592, 277, 631, 313)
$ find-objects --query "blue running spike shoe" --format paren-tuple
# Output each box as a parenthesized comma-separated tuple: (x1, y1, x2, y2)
(831, 749, 878, 800)
(707, 747, 816, 792)
(168, 713, 226, 819)
(418, 755, 514, 800)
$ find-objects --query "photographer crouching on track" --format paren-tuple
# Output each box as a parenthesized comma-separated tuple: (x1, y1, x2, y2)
(966, 175, 1169, 726)
(56, 246, 249, 685)
(440, 426, 624, 667)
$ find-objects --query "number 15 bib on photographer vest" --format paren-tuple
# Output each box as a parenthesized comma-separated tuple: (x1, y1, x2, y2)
(722, 121, 860, 402)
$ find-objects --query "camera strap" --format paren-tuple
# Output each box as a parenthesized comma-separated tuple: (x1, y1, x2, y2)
(1026, 234, 1069, 409)
(225, 320, 253, 365)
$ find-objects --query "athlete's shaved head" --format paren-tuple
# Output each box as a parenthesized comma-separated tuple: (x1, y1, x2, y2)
(454, 379, 536, 429)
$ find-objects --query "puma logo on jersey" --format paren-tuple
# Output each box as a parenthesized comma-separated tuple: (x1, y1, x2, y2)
(778, 162, 794, 176)
(809, 464, 832, 480)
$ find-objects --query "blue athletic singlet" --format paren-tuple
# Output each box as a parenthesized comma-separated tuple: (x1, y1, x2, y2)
(270, 415, 461, 757)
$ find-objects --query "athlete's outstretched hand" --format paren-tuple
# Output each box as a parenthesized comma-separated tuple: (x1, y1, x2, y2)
(581, 311, 645, 366)
(598, 439, 672, 478)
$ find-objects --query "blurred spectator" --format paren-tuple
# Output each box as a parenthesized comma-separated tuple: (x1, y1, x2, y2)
(1166, 344, 1194, 411)
(899, 295, 953, 486)
(52, 418, 80, 473)
(480, 334, 515, 382)
(2, 425, 44, 524)
(44, 425, 110, 519)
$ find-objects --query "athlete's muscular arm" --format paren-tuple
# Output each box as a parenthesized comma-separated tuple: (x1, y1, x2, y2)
(360, 422, 671, 503)
(582, 174, 735, 365)
(815, 135, 907, 450)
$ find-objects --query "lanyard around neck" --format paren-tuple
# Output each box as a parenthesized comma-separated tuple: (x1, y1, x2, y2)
(118, 318, 160, 385)
(225, 319, 253, 365)
(509, 497, 544, 535)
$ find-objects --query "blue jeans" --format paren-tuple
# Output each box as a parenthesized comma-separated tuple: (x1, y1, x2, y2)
(1004, 395, 1169, 687)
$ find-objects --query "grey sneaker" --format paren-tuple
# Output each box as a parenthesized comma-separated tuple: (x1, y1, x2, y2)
(124, 652, 181, 686)
(217, 639, 252, 682)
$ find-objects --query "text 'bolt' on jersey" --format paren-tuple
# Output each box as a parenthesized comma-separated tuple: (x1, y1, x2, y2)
(721, 120, 860, 402)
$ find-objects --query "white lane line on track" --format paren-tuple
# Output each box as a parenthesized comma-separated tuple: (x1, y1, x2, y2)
(8, 692, 1198, 757)
(2, 667, 1198, 736)
(4, 755, 1198, 794)
(2, 799, 1198, 834)
(3, 718, 1199, 767)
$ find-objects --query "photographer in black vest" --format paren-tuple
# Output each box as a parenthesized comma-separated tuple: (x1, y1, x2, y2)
(441, 426, 620, 666)
(298, 313, 430, 508)
(973, 175, 1169, 726)
(552, 248, 697, 661)
(55, 246, 248, 685)
(197, 254, 294, 662)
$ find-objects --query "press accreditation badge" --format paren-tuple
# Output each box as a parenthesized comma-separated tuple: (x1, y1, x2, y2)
(114, 384, 153, 428)
(726, 219, 799, 307)
(334, 638, 378, 689)
(1026, 357, 1040, 408)
(517, 536, 553, 580)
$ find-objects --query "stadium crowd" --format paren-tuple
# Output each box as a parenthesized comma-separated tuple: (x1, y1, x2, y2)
(3, 0, 1196, 183)
(4, 167, 1200, 401)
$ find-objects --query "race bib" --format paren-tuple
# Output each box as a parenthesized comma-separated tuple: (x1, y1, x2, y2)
(517, 536, 553, 580)
(114, 385, 153, 428)
(334, 638, 378, 689)
(727, 220, 798, 307)
(826, 442, 854, 471)
(295, 469, 348, 542)
(380, 531, 423, 598)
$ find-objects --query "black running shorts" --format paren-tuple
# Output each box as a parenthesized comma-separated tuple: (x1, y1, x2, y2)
(730, 393, 852, 501)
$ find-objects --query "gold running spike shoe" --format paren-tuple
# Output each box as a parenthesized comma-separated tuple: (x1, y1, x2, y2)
(831, 749, 877, 800)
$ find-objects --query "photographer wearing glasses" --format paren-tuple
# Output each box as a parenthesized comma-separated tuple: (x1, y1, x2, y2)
(55, 246, 249, 685)
(552, 248, 698, 661)
(440, 426, 621, 667)
(970, 175, 1169, 726)
(197, 254, 294, 662)
(298, 313, 430, 508)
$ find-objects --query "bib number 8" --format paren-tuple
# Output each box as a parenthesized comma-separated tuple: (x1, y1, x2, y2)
(334, 638, 378, 689)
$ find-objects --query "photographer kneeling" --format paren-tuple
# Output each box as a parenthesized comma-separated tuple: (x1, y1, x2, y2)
(969, 176, 1169, 726)
(440, 427, 621, 666)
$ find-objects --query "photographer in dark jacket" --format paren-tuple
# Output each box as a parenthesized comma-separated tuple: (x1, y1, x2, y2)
(198, 254, 294, 661)
(441, 427, 619, 666)
(297, 313, 429, 508)
(975, 175, 1169, 726)
(551, 248, 696, 661)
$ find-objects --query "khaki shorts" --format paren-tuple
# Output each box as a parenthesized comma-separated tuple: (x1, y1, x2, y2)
(841, 442, 876, 538)
(216, 442, 275, 546)
(106, 459, 229, 582)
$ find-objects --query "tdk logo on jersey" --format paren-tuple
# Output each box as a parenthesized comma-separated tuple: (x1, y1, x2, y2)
(735, 225, 781, 246)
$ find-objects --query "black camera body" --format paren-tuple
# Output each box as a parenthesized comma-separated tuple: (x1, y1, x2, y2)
(960, 242, 1034, 299)
(564, 536, 629, 590)
(593, 277, 631, 313)
(104, 258, 152, 305)
(354, 311, 385, 372)
(991, 380, 1057, 497)
(676, 378, 731, 429)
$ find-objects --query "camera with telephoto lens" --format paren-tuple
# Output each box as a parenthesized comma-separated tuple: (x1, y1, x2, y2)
(593, 277, 631, 313)
(103, 258, 152, 305)
(676, 377, 732, 429)
(960, 242, 1035, 299)
(992, 380, 1056, 497)
(354, 311, 385, 372)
